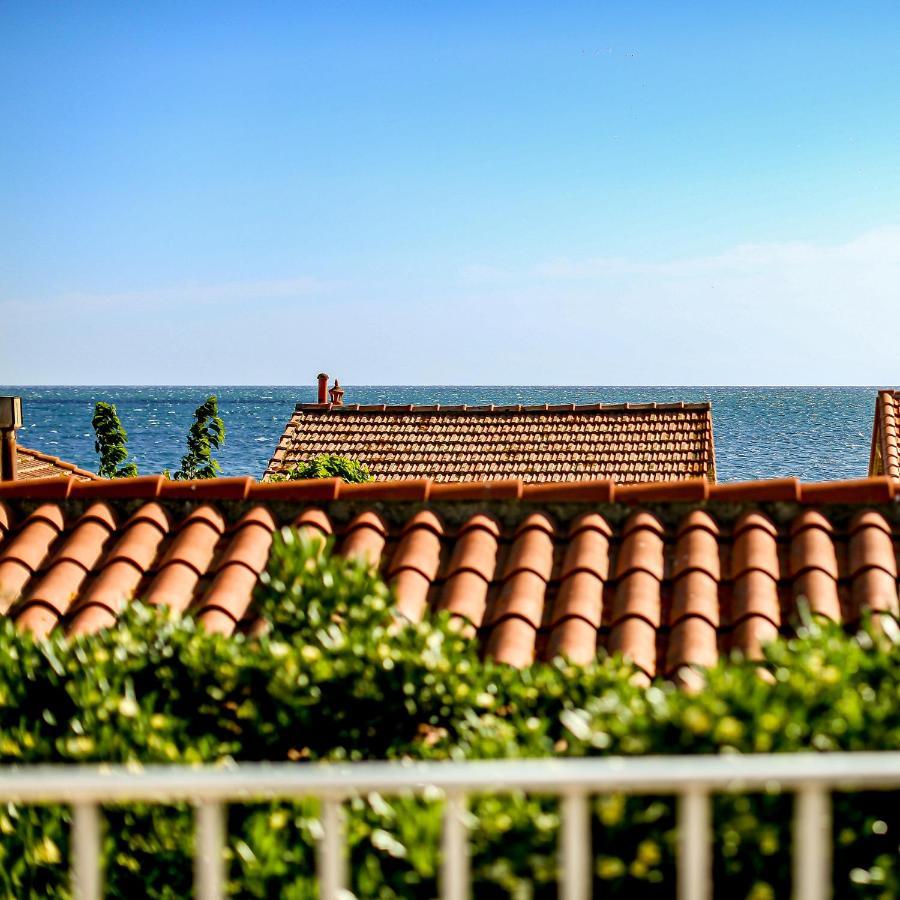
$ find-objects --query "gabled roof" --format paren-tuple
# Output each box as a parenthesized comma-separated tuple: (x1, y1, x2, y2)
(870, 390, 900, 479)
(266, 401, 716, 484)
(15, 445, 101, 482)
(1, 475, 896, 684)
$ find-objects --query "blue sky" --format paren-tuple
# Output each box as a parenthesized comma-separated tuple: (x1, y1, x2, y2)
(2, 2, 899, 384)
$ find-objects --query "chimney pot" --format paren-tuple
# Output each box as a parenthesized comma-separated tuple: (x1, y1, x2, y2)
(328, 379, 345, 406)
(0, 396, 22, 482)
(317, 373, 329, 404)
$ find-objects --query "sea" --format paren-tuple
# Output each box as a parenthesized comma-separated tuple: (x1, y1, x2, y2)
(0, 386, 880, 483)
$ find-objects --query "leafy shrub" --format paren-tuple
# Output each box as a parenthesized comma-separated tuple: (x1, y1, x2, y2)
(171, 395, 225, 480)
(91, 402, 138, 478)
(268, 454, 371, 483)
(0, 530, 896, 898)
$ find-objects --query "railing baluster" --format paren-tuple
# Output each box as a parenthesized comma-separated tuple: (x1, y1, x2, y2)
(318, 797, 347, 899)
(793, 786, 831, 900)
(441, 790, 469, 900)
(559, 790, 591, 900)
(677, 788, 711, 900)
(72, 801, 102, 900)
(195, 800, 226, 900)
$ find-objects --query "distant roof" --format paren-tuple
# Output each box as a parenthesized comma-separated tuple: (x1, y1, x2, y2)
(870, 390, 900, 479)
(15, 445, 100, 482)
(0, 474, 896, 683)
(266, 401, 717, 484)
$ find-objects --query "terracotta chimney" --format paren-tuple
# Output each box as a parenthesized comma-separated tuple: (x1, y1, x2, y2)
(317, 373, 329, 404)
(328, 379, 345, 406)
(0, 396, 23, 482)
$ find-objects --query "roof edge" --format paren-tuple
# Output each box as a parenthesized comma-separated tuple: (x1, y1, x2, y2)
(871, 390, 900, 480)
(16, 445, 103, 481)
(0, 474, 895, 505)
(704, 406, 717, 484)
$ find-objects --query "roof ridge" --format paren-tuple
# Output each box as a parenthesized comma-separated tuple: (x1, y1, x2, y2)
(0, 474, 895, 505)
(293, 400, 713, 414)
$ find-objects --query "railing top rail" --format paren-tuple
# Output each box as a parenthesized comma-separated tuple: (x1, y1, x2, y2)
(0, 753, 898, 804)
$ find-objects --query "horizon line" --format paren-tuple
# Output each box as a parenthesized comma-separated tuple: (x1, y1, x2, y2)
(0, 383, 890, 390)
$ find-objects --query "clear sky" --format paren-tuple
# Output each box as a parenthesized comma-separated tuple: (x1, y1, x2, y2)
(2, 2, 899, 384)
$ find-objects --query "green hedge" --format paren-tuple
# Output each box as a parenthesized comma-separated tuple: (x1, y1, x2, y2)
(0, 529, 897, 898)
(267, 454, 371, 483)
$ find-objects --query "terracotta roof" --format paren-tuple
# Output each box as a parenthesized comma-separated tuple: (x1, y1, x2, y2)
(15, 445, 101, 482)
(1, 475, 897, 684)
(870, 390, 900, 479)
(266, 401, 717, 484)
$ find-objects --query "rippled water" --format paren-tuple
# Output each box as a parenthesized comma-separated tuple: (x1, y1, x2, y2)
(0, 386, 878, 483)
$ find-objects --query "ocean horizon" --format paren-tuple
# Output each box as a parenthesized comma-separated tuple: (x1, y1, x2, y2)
(0, 385, 879, 483)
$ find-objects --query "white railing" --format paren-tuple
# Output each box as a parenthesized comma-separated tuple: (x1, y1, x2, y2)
(1, 752, 899, 900)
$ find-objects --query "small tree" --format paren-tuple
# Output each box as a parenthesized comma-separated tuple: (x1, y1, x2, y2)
(171, 395, 225, 480)
(91, 402, 138, 478)
(270, 454, 371, 483)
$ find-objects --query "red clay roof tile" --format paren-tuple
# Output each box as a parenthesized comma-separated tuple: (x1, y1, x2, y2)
(504, 514, 556, 581)
(731, 568, 781, 630)
(67, 504, 171, 637)
(617, 478, 709, 503)
(15, 504, 117, 637)
(0, 503, 66, 611)
(800, 477, 895, 504)
(546, 573, 604, 665)
(70, 475, 164, 500)
(667, 513, 721, 674)
(790, 511, 838, 575)
(560, 514, 612, 581)
(142, 505, 225, 613)
(790, 509, 841, 621)
(851, 569, 900, 622)
(485, 516, 556, 666)
(545, 518, 611, 664)
(667, 614, 719, 675)
(731, 614, 780, 662)
(708, 478, 801, 503)
(0, 476, 75, 500)
(341, 479, 432, 501)
(610, 514, 666, 679)
(339, 512, 388, 567)
(388, 511, 444, 621)
(848, 511, 896, 578)
(609, 613, 657, 680)
(292, 508, 333, 538)
(436, 516, 501, 631)
(159, 476, 253, 501)
(247, 477, 341, 502)
(731, 515, 780, 586)
(194, 507, 277, 634)
(428, 480, 524, 500)
(672, 512, 721, 580)
(521, 480, 615, 502)
(615, 513, 666, 581)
